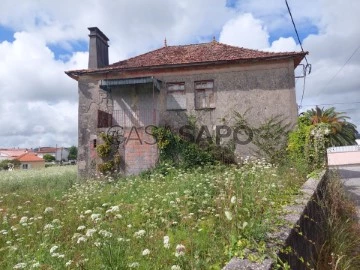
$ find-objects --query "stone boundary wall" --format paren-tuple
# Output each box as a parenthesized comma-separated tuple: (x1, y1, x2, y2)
(223, 170, 328, 270)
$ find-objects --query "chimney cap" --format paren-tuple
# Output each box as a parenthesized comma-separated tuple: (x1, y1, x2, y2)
(88, 27, 109, 42)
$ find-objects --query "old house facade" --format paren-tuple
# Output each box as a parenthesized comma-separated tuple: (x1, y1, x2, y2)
(66, 27, 307, 178)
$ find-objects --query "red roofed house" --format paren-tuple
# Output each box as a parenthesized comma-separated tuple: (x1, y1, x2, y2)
(16, 152, 45, 170)
(66, 27, 307, 178)
(0, 149, 31, 161)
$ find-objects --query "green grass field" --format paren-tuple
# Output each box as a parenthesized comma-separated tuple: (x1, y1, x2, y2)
(0, 163, 304, 269)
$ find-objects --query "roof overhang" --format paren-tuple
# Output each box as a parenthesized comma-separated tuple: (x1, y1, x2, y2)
(99, 76, 162, 92)
(65, 52, 308, 79)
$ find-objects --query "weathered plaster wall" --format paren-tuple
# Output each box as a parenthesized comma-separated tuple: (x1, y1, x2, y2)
(155, 60, 297, 157)
(78, 76, 112, 178)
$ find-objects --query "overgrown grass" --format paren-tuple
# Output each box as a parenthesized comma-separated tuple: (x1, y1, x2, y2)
(0, 166, 76, 197)
(316, 171, 360, 270)
(0, 162, 304, 269)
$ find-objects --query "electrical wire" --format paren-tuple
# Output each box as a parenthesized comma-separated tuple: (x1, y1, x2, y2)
(285, 0, 309, 65)
(322, 44, 360, 90)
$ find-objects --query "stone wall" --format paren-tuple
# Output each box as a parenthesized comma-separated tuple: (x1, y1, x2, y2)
(223, 171, 328, 270)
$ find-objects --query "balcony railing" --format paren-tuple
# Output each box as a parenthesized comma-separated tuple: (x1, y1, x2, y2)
(112, 108, 158, 128)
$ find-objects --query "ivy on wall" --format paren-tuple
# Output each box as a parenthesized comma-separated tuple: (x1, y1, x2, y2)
(96, 132, 121, 175)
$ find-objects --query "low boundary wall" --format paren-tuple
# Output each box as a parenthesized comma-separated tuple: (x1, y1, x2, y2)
(224, 171, 328, 270)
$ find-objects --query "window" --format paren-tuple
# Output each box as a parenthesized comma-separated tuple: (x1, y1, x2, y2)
(22, 164, 29, 169)
(97, 110, 112, 128)
(195, 81, 215, 109)
(166, 82, 186, 110)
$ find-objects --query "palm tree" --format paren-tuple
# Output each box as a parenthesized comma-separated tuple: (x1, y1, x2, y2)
(304, 106, 357, 146)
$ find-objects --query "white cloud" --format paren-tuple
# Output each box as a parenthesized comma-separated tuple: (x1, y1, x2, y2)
(267, 37, 300, 52)
(219, 13, 269, 49)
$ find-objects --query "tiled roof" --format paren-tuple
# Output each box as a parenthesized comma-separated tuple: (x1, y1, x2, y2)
(66, 41, 307, 77)
(16, 153, 44, 162)
(36, 147, 57, 153)
(0, 149, 30, 158)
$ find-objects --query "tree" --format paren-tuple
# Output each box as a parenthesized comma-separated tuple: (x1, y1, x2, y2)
(43, 154, 55, 162)
(68, 146, 78, 160)
(288, 107, 358, 173)
(304, 106, 357, 146)
(0, 159, 21, 170)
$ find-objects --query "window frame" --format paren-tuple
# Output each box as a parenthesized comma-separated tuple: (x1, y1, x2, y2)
(166, 82, 187, 111)
(194, 80, 215, 110)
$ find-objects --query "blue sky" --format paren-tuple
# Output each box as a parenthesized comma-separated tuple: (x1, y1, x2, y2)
(0, 0, 359, 148)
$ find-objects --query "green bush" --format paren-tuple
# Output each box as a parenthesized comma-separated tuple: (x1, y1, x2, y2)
(152, 126, 235, 168)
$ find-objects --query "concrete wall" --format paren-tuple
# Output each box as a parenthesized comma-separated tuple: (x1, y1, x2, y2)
(77, 59, 297, 178)
(328, 151, 360, 166)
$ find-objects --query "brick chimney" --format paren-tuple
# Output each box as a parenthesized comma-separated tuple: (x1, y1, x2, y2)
(88, 27, 109, 69)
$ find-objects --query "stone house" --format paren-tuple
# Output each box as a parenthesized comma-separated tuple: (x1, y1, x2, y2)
(66, 27, 307, 178)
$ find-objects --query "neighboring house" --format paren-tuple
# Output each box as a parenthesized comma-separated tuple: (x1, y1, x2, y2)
(35, 147, 57, 158)
(16, 152, 45, 170)
(66, 27, 307, 178)
(55, 148, 69, 162)
(0, 149, 32, 161)
(36, 147, 69, 162)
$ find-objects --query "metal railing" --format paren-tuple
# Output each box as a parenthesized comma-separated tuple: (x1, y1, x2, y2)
(112, 108, 158, 127)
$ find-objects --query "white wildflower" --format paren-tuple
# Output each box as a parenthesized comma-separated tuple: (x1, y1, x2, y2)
(65, 260, 72, 267)
(77, 236, 87, 244)
(86, 228, 97, 237)
(163, 235, 170, 249)
(77, 225, 86, 231)
(44, 207, 54, 214)
(84, 210, 92, 214)
(175, 244, 186, 257)
(230, 196, 236, 204)
(13, 263, 27, 269)
(106, 205, 120, 213)
(114, 214, 123, 219)
(90, 213, 101, 222)
(134, 229, 146, 238)
(19, 216, 28, 224)
(142, 249, 150, 256)
(99, 230, 112, 238)
(43, 224, 54, 231)
(171, 265, 181, 270)
(50, 245, 58, 254)
(30, 262, 40, 268)
(128, 262, 140, 268)
(224, 210, 233, 221)
(52, 219, 61, 224)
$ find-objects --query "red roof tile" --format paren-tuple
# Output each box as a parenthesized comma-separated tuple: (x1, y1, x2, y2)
(17, 153, 44, 162)
(36, 147, 57, 153)
(0, 149, 31, 158)
(66, 41, 307, 78)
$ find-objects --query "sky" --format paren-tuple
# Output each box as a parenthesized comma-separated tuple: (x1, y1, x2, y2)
(0, 0, 359, 148)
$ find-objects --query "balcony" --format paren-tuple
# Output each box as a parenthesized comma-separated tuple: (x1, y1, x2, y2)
(98, 108, 158, 128)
